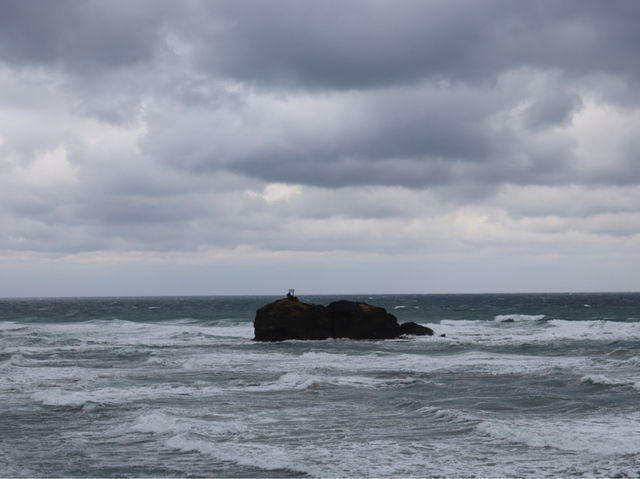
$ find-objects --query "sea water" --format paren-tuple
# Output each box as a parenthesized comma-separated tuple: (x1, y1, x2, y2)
(1, 293, 640, 477)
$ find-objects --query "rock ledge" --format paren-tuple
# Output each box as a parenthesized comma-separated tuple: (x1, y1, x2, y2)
(254, 296, 433, 341)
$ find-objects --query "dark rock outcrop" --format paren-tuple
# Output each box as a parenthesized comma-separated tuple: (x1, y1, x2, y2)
(399, 321, 434, 336)
(253, 296, 332, 341)
(254, 297, 434, 341)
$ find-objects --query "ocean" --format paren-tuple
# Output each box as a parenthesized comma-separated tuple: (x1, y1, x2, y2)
(1, 293, 639, 478)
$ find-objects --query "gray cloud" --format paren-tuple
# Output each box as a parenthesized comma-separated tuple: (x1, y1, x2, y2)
(139, 77, 583, 191)
(1, 0, 640, 296)
(1, 1, 636, 194)
(185, 1, 640, 90)
(0, 0, 169, 72)
(3, 1, 639, 89)
(523, 92, 583, 130)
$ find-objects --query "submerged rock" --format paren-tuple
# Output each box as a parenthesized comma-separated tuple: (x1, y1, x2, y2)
(254, 296, 434, 341)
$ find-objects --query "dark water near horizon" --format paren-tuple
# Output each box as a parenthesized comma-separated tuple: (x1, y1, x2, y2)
(2, 293, 640, 477)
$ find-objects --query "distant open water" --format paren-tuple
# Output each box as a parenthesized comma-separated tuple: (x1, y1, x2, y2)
(1, 293, 640, 478)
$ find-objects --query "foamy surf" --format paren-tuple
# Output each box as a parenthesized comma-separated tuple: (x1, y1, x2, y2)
(2, 293, 640, 478)
(477, 411, 640, 456)
(580, 374, 640, 389)
(494, 313, 546, 322)
(31, 383, 224, 408)
(434, 317, 640, 345)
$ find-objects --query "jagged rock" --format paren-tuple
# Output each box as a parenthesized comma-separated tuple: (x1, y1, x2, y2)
(254, 297, 434, 341)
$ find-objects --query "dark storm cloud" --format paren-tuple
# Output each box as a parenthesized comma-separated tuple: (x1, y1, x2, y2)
(138, 76, 585, 191)
(191, 0, 490, 89)
(2, 0, 640, 261)
(1, 0, 636, 195)
(122, 0, 638, 192)
(3, 1, 639, 88)
(0, 0, 170, 72)
(139, 81, 505, 188)
(190, 0, 640, 90)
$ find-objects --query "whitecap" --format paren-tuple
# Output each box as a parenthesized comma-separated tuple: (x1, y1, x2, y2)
(331, 375, 420, 388)
(164, 435, 304, 474)
(299, 349, 586, 377)
(14, 318, 254, 349)
(620, 355, 640, 367)
(161, 434, 492, 477)
(544, 319, 640, 342)
(494, 314, 546, 322)
(477, 412, 640, 456)
(131, 411, 247, 437)
(1, 364, 96, 391)
(0, 353, 25, 369)
(433, 318, 640, 346)
(204, 324, 254, 339)
(131, 411, 184, 434)
(179, 350, 295, 370)
(228, 369, 422, 393)
(239, 372, 318, 392)
(0, 321, 30, 332)
(415, 406, 478, 425)
(31, 383, 223, 407)
(580, 374, 635, 387)
(32, 389, 94, 407)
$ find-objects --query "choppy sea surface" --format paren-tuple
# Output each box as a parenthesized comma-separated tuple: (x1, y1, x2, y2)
(1, 293, 640, 478)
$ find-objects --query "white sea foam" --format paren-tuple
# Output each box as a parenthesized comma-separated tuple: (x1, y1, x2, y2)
(620, 355, 640, 367)
(477, 412, 640, 456)
(240, 372, 318, 392)
(494, 314, 546, 322)
(31, 383, 223, 407)
(331, 375, 420, 388)
(205, 324, 254, 339)
(165, 435, 304, 473)
(543, 319, 640, 342)
(153, 410, 640, 478)
(415, 405, 478, 425)
(580, 374, 638, 388)
(31, 389, 100, 408)
(435, 318, 640, 345)
(10, 319, 253, 351)
(235, 371, 422, 392)
(179, 350, 296, 370)
(0, 363, 96, 392)
(162, 432, 542, 478)
(0, 321, 29, 332)
(11, 312, 638, 353)
(298, 350, 587, 377)
(131, 411, 248, 437)
(0, 352, 25, 368)
(132, 411, 184, 434)
(5, 296, 640, 479)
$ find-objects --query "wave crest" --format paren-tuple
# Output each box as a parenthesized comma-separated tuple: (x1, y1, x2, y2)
(494, 314, 546, 322)
(580, 374, 637, 388)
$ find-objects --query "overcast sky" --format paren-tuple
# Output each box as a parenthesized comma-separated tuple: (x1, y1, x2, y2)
(1, 0, 640, 296)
